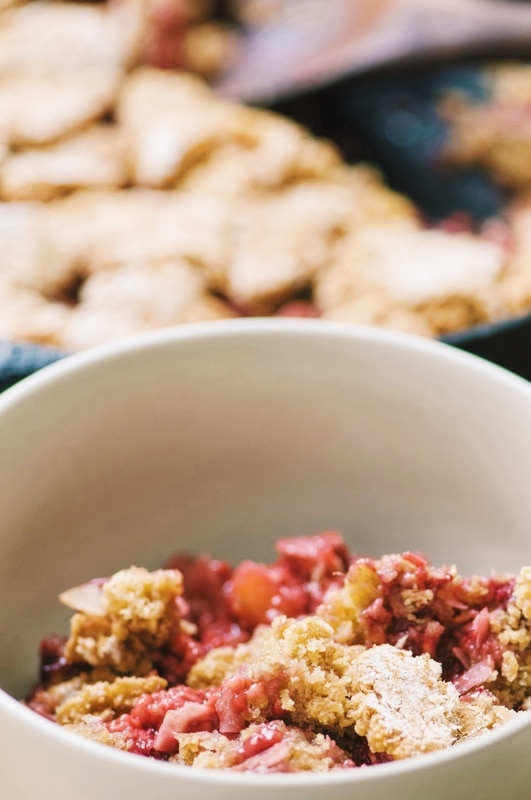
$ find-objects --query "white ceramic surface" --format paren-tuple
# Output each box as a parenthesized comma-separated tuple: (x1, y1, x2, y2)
(1, 318, 531, 800)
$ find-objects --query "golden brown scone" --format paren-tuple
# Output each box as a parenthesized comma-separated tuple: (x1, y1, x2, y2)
(117, 67, 341, 189)
(0, 200, 70, 290)
(0, 283, 72, 347)
(40, 188, 231, 292)
(315, 225, 506, 336)
(329, 163, 419, 226)
(0, 125, 129, 202)
(209, 172, 416, 314)
(441, 63, 531, 191)
(321, 296, 436, 338)
(61, 259, 234, 350)
(213, 185, 351, 312)
(0, 1, 139, 74)
(0, 1, 142, 148)
(177, 141, 273, 196)
(209, 106, 342, 190)
(179, 125, 341, 196)
(38, 189, 164, 286)
(36, 158, 419, 320)
(0, 33, 522, 354)
(117, 68, 250, 187)
(0, 69, 122, 148)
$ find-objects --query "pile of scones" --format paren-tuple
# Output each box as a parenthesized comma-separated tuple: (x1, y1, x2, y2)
(3, 0, 531, 350)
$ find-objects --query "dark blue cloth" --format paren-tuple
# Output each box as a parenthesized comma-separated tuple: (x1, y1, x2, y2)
(0, 341, 66, 392)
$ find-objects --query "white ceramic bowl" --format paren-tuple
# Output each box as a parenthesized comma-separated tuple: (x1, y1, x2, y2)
(1, 318, 531, 800)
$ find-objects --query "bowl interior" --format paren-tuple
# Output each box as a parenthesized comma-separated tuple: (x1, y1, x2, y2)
(1, 319, 531, 700)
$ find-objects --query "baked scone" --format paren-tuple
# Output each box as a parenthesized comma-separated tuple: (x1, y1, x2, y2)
(442, 63, 531, 192)
(314, 224, 507, 336)
(39, 188, 232, 289)
(0, 125, 129, 202)
(60, 259, 234, 351)
(0, 1, 140, 147)
(1, 5, 530, 351)
(0, 1, 139, 73)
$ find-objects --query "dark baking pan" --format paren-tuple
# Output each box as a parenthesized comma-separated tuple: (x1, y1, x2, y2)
(2, 62, 531, 389)
(330, 63, 531, 381)
(4, 44, 531, 389)
(217, 0, 531, 380)
(0, 341, 66, 393)
(269, 60, 531, 382)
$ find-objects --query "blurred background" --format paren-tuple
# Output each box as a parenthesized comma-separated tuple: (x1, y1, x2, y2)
(3, 0, 531, 385)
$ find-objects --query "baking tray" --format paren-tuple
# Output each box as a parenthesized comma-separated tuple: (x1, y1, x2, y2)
(3, 60, 531, 391)
(271, 59, 531, 381)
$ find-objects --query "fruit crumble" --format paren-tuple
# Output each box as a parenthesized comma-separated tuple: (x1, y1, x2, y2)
(25, 532, 531, 773)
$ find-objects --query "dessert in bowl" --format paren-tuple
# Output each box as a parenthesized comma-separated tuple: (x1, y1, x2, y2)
(1, 317, 531, 800)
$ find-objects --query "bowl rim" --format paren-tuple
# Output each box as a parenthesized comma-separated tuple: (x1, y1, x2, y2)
(3, 305, 531, 390)
(1, 316, 531, 785)
(1, 316, 531, 408)
(3, 679, 531, 788)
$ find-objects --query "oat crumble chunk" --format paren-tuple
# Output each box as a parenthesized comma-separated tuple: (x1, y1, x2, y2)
(191, 616, 466, 760)
(25, 534, 528, 772)
(62, 566, 184, 674)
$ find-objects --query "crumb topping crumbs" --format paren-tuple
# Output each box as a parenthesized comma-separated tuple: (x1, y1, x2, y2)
(64, 566, 183, 674)
(26, 535, 530, 772)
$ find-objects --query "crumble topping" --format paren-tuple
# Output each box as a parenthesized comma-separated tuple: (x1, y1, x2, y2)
(25, 533, 530, 772)
(347, 644, 460, 759)
(55, 674, 168, 725)
(63, 566, 183, 674)
(173, 720, 356, 771)
(488, 566, 531, 709)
